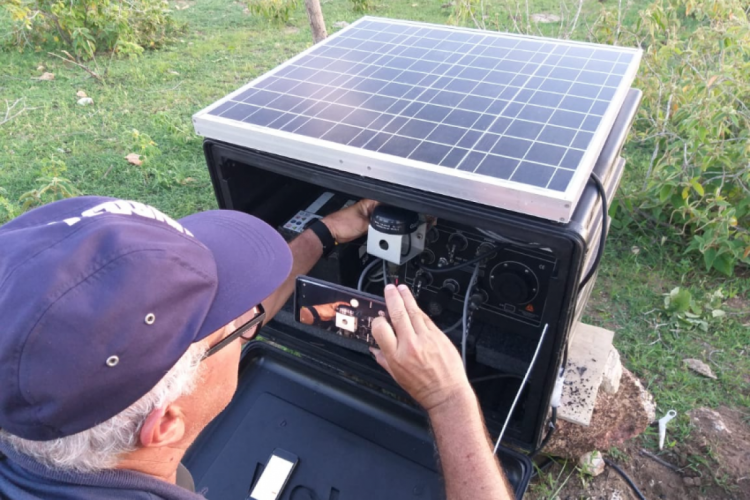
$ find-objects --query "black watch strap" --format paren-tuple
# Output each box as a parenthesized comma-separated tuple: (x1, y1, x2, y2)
(307, 306, 322, 324)
(308, 219, 337, 257)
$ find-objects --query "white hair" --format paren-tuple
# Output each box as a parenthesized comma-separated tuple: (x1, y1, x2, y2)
(0, 342, 207, 473)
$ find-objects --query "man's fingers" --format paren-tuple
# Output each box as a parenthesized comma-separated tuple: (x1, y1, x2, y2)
(359, 199, 379, 218)
(371, 316, 397, 357)
(383, 284, 417, 342)
(369, 347, 394, 377)
(396, 284, 428, 333)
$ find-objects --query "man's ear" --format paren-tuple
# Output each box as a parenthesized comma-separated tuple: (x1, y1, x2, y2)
(139, 405, 186, 448)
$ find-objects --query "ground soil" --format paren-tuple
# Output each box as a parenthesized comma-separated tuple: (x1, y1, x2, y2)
(527, 406, 750, 500)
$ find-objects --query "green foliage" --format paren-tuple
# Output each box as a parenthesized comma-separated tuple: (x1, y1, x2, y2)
(448, 0, 482, 27)
(348, 0, 374, 13)
(246, 0, 299, 24)
(17, 157, 81, 211)
(661, 286, 726, 332)
(128, 128, 176, 188)
(600, 0, 750, 276)
(2, 0, 183, 59)
(528, 459, 574, 500)
(0, 188, 20, 225)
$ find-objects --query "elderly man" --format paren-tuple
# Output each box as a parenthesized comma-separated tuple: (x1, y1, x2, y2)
(0, 196, 512, 500)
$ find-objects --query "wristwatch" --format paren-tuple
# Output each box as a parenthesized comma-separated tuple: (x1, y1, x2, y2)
(308, 219, 337, 257)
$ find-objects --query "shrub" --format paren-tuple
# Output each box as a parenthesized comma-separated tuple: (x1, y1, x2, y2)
(2, 0, 182, 60)
(599, 0, 750, 276)
(17, 157, 81, 212)
(0, 188, 19, 225)
(349, 0, 374, 13)
(246, 0, 299, 24)
(449, 0, 483, 28)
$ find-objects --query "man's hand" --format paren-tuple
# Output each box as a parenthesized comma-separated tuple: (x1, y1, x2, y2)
(370, 284, 472, 413)
(299, 301, 350, 325)
(321, 199, 378, 244)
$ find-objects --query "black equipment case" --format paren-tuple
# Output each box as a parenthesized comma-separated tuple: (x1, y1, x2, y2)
(183, 89, 642, 499)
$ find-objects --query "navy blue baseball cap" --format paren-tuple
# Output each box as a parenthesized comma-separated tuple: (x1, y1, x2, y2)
(0, 196, 292, 441)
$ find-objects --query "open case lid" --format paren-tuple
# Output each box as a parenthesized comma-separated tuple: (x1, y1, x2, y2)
(193, 17, 642, 223)
(183, 342, 532, 499)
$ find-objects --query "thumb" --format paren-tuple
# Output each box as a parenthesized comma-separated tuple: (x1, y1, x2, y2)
(369, 348, 393, 377)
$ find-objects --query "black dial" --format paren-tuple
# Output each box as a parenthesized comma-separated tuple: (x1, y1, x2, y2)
(419, 249, 436, 265)
(426, 227, 440, 244)
(489, 262, 539, 305)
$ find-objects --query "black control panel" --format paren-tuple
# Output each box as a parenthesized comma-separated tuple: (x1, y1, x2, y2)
(404, 222, 556, 328)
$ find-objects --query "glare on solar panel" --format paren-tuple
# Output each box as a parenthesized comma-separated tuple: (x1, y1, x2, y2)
(193, 17, 642, 222)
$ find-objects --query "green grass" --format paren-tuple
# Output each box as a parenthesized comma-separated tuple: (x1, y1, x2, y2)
(1, 0, 748, 484)
(0, 0, 652, 217)
(589, 232, 750, 443)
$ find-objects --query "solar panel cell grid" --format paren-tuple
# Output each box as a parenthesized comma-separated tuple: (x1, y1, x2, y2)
(196, 17, 640, 221)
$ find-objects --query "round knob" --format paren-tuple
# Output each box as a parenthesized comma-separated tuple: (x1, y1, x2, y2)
(426, 227, 440, 244)
(447, 233, 468, 251)
(489, 262, 538, 305)
(419, 249, 436, 265)
(427, 300, 443, 317)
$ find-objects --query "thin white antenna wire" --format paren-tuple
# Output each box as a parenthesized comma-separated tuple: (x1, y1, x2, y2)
(493, 323, 549, 455)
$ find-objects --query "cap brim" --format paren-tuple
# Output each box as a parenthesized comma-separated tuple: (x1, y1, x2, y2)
(179, 210, 292, 341)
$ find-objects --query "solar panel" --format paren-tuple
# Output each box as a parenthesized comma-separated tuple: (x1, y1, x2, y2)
(193, 17, 641, 222)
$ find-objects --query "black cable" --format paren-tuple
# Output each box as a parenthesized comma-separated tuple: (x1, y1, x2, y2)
(443, 317, 463, 333)
(530, 407, 557, 458)
(603, 458, 647, 500)
(418, 248, 497, 274)
(578, 173, 608, 293)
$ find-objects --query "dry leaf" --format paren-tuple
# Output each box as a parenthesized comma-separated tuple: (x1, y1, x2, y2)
(76, 90, 87, 98)
(179, 177, 197, 185)
(38, 72, 55, 81)
(684, 358, 717, 379)
(125, 153, 143, 166)
(706, 75, 718, 88)
(37, 64, 46, 71)
(168, 70, 180, 75)
(77, 97, 94, 106)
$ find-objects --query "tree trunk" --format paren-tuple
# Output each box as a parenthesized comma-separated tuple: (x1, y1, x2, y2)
(304, 0, 327, 44)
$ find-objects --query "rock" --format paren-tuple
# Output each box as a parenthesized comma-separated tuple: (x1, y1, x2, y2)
(77, 97, 94, 106)
(683, 358, 717, 379)
(688, 407, 731, 434)
(579, 450, 605, 476)
(544, 367, 655, 459)
(530, 13, 561, 23)
(600, 347, 622, 394)
(683, 476, 702, 486)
